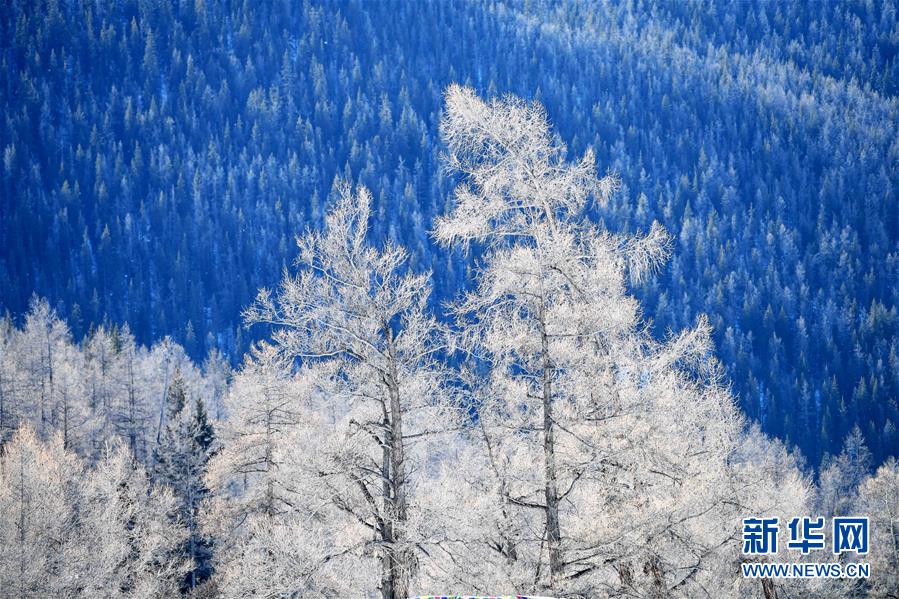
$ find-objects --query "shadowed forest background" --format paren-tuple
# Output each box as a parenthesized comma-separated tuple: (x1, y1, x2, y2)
(2, 0, 897, 468)
(1, 0, 897, 467)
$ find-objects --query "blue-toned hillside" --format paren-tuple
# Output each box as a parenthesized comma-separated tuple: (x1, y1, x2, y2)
(1, 0, 897, 466)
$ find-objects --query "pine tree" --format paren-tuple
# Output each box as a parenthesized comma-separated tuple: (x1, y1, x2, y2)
(152, 369, 216, 590)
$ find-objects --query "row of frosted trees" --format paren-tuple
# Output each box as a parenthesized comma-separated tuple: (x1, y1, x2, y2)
(2, 88, 898, 598)
(0, 300, 228, 593)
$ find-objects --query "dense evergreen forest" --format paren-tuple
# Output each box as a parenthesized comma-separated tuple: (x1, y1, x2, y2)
(1, 0, 897, 472)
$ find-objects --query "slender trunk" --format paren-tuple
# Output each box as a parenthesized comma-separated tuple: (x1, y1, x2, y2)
(155, 364, 170, 446)
(18, 448, 27, 599)
(187, 455, 196, 590)
(47, 334, 53, 430)
(480, 422, 518, 562)
(539, 306, 563, 587)
(44, 331, 54, 436)
(127, 354, 137, 456)
(761, 577, 777, 599)
(380, 437, 394, 599)
(890, 507, 898, 583)
(38, 345, 48, 437)
(39, 375, 46, 437)
(382, 325, 409, 599)
(646, 554, 666, 598)
(62, 390, 68, 450)
(264, 396, 275, 516)
(0, 370, 6, 444)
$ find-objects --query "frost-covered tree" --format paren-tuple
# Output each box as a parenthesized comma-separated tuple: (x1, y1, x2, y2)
(226, 183, 457, 598)
(818, 426, 873, 518)
(2, 299, 96, 453)
(435, 83, 629, 592)
(728, 426, 813, 599)
(16, 297, 77, 439)
(205, 344, 357, 597)
(206, 344, 305, 527)
(52, 344, 89, 451)
(0, 426, 81, 597)
(432, 85, 808, 597)
(82, 325, 124, 439)
(202, 348, 232, 421)
(106, 325, 154, 462)
(0, 301, 217, 462)
(0, 426, 189, 597)
(153, 370, 191, 470)
(0, 313, 22, 445)
(856, 458, 899, 597)
(77, 442, 191, 597)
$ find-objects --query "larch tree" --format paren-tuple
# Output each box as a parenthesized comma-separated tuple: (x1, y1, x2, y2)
(202, 347, 232, 421)
(818, 426, 873, 518)
(107, 325, 154, 463)
(16, 297, 73, 439)
(0, 303, 216, 463)
(728, 425, 812, 599)
(77, 441, 191, 597)
(0, 426, 189, 597)
(148, 337, 200, 448)
(205, 344, 307, 528)
(204, 344, 351, 597)
(856, 458, 899, 597)
(239, 183, 458, 598)
(0, 313, 21, 445)
(82, 325, 123, 444)
(432, 85, 808, 597)
(51, 342, 89, 452)
(0, 426, 81, 597)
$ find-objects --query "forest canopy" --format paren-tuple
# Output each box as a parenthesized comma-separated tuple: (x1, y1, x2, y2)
(0, 0, 897, 507)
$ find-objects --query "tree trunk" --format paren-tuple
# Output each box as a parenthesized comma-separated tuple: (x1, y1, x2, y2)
(18, 449, 27, 599)
(382, 326, 410, 599)
(0, 371, 7, 445)
(62, 390, 69, 450)
(127, 354, 137, 456)
(761, 577, 777, 599)
(480, 422, 518, 562)
(380, 438, 395, 599)
(539, 307, 563, 588)
(156, 365, 170, 446)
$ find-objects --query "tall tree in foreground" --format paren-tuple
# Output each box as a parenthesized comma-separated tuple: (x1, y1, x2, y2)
(432, 85, 808, 597)
(227, 183, 458, 598)
(434, 82, 627, 592)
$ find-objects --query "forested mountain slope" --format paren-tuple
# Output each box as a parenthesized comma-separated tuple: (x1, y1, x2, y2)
(1, 0, 897, 466)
